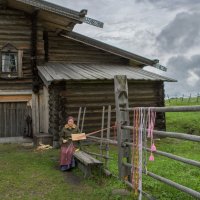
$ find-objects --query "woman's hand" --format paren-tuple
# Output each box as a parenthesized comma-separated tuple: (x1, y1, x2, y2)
(63, 139, 68, 143)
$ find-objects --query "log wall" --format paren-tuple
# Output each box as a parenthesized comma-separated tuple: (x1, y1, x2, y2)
(48, 83, 66, 144)
(49, 80, 165, 140)
(0, 8, 44, 90)
(48, 32, 128, 64)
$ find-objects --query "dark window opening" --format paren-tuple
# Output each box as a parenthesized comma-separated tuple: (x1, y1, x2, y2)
(1, 52, 18, 73)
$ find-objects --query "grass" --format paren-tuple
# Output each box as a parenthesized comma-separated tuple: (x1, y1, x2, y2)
(0, 144, 133, 200)
(142, 138, 200, 200)
(83, 98, 200, 199)
(165, 97, 200, 135)
(84, 139, 200, 200)
(1, 98, 200, 200)
(144, 98, 200, 199)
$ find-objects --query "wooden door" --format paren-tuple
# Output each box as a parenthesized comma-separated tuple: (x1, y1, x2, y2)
(0, 102, 31, 137)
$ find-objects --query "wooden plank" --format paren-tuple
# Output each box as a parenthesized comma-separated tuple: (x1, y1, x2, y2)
(106, 105, 111, 168)
(74, 151, 103, 165)
(81, 107, 86, 133)
(100, 106, 105, 159)
(77, 107, 82, 129)
(43, 86, 49, 133)
(18, 50, 23, 77)
(32, 93, 39, 135)
(0, 95, 31, 102)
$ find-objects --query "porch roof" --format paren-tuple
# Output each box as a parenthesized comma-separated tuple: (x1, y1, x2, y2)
(37, 63, 176, 86)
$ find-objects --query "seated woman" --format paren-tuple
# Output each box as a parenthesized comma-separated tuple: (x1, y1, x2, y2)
(59, 116, 80, 171)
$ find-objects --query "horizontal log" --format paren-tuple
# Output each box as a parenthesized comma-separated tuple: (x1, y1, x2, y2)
(145, 147, 200, 168)
(147, 171, 200, 199)
(123, 106, 200, 112)
(123, 162, 200, 199)
(122, 126, 200, 142)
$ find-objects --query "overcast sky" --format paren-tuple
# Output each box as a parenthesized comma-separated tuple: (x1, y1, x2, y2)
(48, 0, 200, 97)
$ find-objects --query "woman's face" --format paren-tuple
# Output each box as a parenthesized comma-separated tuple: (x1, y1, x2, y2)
(67, 119, 74, 127)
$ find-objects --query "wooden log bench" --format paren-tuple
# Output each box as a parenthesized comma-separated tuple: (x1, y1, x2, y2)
(73, 150, 103, 178)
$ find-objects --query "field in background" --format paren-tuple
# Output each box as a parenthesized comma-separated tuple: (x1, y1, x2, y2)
(165, 97, 200, 135)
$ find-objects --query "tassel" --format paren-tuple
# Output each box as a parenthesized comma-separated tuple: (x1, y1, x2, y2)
(147, 129, 151, 138)
(151, 143, 156, 152)
(149, 153, 154, 161)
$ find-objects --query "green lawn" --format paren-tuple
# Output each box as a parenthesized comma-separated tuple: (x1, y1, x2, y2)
(0, 144, 133, 200)
(166, 97, 200, 135)
(143, 98, 200, 199)
(0, 98, 200, 200)
(84, 139, 200, 200)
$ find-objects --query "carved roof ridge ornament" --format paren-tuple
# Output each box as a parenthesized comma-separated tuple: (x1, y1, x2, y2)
(15, 0, 104, 28)
(151, 59, 167, 72)
(83, 17, 104, 28)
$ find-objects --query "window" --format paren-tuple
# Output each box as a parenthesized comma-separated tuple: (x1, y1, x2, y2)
(0, 43, 23, 78)
(2, 52, 18, 73)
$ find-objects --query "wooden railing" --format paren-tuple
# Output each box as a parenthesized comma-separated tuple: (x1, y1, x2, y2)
(114, 75, 200, 200)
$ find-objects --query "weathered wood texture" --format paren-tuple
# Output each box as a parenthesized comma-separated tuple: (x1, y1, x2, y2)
(0, 8, 44, 89)
(0, 94, 31, 102)
(114, 75, 131, 179)
(56, 80, 165, 135)
(48, 32, 129, 64)
(48, 83, 66, 142)
(74, 150, 103, 166)
(0, 102, 31, 137)
(74, 150, 103, 178)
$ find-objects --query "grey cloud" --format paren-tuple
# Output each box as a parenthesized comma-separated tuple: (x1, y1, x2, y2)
(135, 0, 200, 10)
(48, 0, 134, 23)
(156, 12, 200, 53)
(165, 55, 200, 96)
(47, 0, 200, 97)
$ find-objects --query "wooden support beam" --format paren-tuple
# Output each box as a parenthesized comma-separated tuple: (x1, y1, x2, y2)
(106, 105, 111, 168)
(77, 107, 82, 129)
(114, 75, 131, 180)
(81, 107, 86, 133)
(100, 106, 105, 160)
(31, 10, 39, 93)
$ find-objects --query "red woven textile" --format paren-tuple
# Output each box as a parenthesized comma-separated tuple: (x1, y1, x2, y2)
(60, 143, 75, 166)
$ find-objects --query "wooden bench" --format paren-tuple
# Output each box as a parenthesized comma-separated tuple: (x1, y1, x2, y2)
(73, 150, 103, 178)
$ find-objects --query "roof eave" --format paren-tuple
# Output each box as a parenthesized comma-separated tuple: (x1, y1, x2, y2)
(15, 0, 84, 22)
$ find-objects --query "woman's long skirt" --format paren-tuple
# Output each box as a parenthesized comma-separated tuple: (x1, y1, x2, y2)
(60, 143, 75, 171)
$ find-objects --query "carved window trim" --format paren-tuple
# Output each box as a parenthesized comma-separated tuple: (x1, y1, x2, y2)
(0, 43, 23, 78)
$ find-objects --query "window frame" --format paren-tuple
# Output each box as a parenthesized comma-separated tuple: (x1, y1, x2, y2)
(0, 44, 23, 78)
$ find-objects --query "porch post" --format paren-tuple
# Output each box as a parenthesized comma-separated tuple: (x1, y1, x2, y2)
(114, 75, 131, 180)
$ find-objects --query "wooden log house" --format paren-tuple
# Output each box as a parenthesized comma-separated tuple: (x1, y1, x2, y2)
(0, 0, 175, 144)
